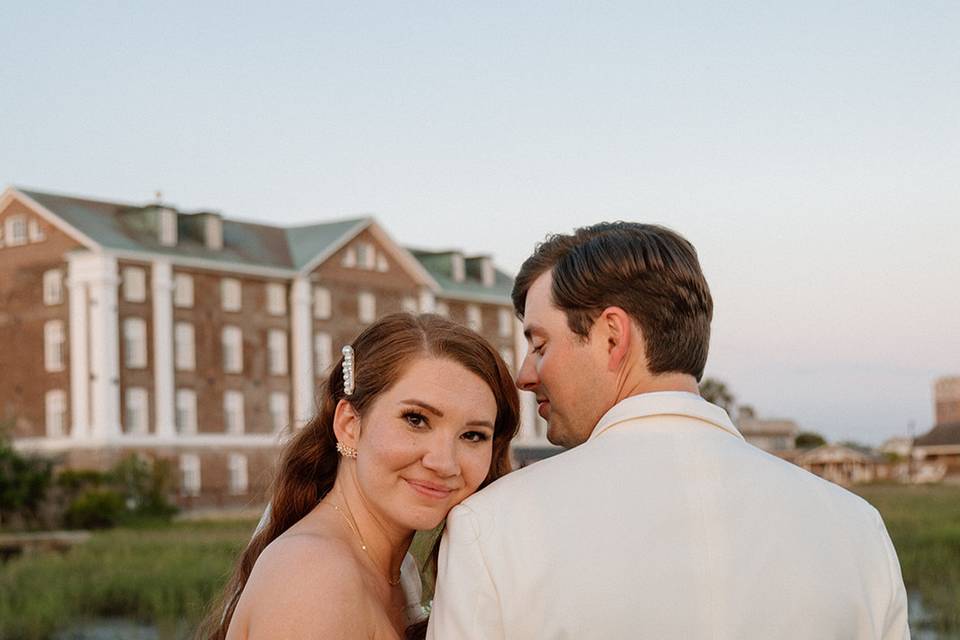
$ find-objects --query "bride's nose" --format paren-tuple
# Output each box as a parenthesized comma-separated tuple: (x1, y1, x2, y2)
(421, 435, 459, 477)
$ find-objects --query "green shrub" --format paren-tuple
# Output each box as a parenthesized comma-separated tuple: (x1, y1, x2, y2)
(64, 489, 126, 530)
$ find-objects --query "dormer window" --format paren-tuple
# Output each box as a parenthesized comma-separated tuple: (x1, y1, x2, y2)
(205, 215, 223, 250)
(342, 246, 357, 267)
(28, 219, 45, 242)
(481, 258, 495, 287)
(451, 254, 465, 282)
(4, 215, 27, 247)
(159, 209, 178, 246)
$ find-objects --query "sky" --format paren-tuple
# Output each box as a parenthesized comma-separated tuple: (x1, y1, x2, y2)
(2, 1, 958, 445)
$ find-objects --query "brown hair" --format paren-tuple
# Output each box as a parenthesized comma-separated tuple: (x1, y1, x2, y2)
(202, 313, 519, 639)
(512, 221, 713, 381)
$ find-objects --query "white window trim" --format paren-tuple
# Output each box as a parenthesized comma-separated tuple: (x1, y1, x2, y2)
(342, 246, 357, 267)
(313, 286, 332, 319)
(180, 454, 201, 497)
(358, 292, 376, 323)
(401, 296, 418, 314)
(174, 322, 196, 371)
(45, 390, 67, 438)
(269, 392, 290, 432)
(5, 215, 27, 247)
(173, 273, 193, 308)
(28, 219, 45, 243)
(222, 326, 243, 373)
(44, 320, 66, 372)
(43, 269, 64, 306)
(123, 318, 148, 369)
(435, 301, 449, 318)
(498, 308, 513, 338)
(314, 332, 332, 374)
(466, 304, 482, 331)
(175, 388, 198, 435)
(228, 453, 249, 495)
(125, 387, 149, 434)
(122, 266, 147, 303)
(224, 390, 245, 434)
(376, 253, 389, 272)
(266, 282, 287, 316)
(268, 329, 289, 375)
(221, 278, 242, 312)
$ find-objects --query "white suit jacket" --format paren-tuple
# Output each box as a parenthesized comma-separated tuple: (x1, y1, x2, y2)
(427, 392, 909, 639)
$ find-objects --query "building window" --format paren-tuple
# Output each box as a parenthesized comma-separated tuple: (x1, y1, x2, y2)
(358, 292, 376, 323)
(4, 215, 27, 246)
(376, 253, 389, 272)
(173, 273, 193, 308)
(498, 308, 513, 338)
(342, 246, 357, 267)
(355, 242, 376, 269)
(435, 301, 449, 318)
(43, 269, 64, 305)
(313, 286, 332, 319)
(266, 283, 286, 316)
(228, 453, 249, 495)
(180, 454, 201, 497)
(314, 332, 332, 374)
(499, 348, 515, 373)
(122, 266, 147, 302)
(44, 320, 66, 372)
(123, 318, 148, 369)
(401, 296, 418, 314)
(175, 389, 197, 435)
(269, 392, 289, 432)
(45, 390, 67, 438)
(451, 254, 465, 282)
(124, 387, 149, 434)
(221, 278, 242, 312)
(174, 322, 195, 371)
(159, 210, 177, 246)
(268, 329, 288, 375)
(28, 219, 45, 242)
(222, 326, 243, 373)
(224, 391, 245, 434)
(466, 304, 482, 331)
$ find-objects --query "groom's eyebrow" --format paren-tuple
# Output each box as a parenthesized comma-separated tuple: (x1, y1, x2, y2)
(523, 324, 545, 340)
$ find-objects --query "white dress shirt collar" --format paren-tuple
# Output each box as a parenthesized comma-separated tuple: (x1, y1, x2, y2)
(586, 391, 745, 443)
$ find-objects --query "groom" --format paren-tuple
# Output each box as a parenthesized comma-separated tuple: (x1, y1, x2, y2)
(427, 222, 909, 639)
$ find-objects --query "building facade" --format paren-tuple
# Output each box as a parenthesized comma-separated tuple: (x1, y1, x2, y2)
(0, 186, 544, 508)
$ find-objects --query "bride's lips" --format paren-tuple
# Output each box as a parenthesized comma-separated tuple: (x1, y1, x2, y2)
(405, 479, 455, 500)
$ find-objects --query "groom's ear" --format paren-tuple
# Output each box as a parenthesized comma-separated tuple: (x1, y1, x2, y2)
(332, 399, 362, 448)
(599, 307, 634, 371)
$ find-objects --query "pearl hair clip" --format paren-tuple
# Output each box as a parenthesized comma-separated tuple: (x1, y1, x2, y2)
(342, 345, 355, 396)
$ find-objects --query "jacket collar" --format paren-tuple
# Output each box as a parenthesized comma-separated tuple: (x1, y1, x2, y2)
(586, 391, 745, 443)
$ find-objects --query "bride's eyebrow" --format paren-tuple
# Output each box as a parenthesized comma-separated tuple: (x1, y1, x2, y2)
(400, 399, 494, 429)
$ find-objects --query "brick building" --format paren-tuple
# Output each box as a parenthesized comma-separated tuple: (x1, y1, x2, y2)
(0, 186, 543, 508)
(913, 376, 960, 479)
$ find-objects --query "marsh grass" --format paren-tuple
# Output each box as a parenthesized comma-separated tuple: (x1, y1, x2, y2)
(855, 483, 960, 634)
(0, 520, 257, 640)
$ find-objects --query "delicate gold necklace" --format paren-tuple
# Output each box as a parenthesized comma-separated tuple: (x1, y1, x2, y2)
(330, 500, 402, 587)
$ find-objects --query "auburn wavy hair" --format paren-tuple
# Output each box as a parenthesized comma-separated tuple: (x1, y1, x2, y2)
(201, 313, 520, 639)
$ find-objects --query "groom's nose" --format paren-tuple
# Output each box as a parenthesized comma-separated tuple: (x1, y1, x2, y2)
(515, 353, 538, 391)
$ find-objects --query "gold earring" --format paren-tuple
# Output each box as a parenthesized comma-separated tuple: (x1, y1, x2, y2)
(336, 442, 358, 459)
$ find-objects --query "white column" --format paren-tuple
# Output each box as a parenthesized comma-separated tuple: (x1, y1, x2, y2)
(87, 255, 121, 440)
(290, 276, 314, 426)
(418, 287, 435, 313)
(152, 261, 175, 438)
(66, 258, 90, 441)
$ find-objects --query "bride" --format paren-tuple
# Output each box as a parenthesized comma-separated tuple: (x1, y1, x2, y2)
(205, 313, 520, 639)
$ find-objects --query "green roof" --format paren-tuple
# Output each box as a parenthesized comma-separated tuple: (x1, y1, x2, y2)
(20, 188, 368, 271)
(409, 249, 514, 303)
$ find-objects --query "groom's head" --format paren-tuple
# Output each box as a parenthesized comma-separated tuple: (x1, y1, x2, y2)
(512, 222, 713, 447)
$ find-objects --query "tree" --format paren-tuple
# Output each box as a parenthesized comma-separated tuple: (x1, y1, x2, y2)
(699, 377, 736, 415)
(0, 422, 53, 529)
(795, 432, 827, 449)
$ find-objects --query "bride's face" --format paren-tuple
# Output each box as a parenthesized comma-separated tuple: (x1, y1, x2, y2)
(349, 356, 497, 532)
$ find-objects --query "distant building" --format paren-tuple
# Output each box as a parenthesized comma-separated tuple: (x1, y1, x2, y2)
(794, 444, 886, 486)
(914, 423, 960, 479)
(737, 417, 798, 452)
(934, 376, 960, 425)
(878, 437, 913, 459)
(0, 186, 543, 508)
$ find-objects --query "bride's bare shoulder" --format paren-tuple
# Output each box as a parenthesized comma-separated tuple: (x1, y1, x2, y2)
(235, 533, 369, 638)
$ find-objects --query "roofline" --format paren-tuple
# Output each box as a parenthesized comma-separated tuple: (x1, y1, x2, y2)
(296, 218, 441, 292)
(101, 248, 298, 278)
(437, 290, 513, 306)
(914, 444, 960, 454)
(2, 186, 101, 250)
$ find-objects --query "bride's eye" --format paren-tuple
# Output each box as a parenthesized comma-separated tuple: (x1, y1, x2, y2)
(462, 431, 491, 443)
(402, 410, 429, 428)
